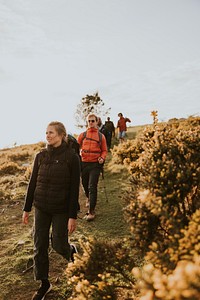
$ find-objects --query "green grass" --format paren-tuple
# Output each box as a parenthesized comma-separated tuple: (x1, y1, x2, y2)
(76, 159, 130, 241)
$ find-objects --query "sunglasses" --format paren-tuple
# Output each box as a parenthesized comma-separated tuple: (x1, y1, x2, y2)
(88, 120, 95, 123)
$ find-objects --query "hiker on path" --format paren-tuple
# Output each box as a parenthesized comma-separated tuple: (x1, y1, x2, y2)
(77, 113, 107, 221)
(104, 117, 115, 150)
(22, 121, 80, 300)
(97, 117, 108, 138)
(117, 113, 131, 143)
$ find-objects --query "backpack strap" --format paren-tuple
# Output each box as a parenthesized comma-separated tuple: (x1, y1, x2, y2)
(81, 130, 102, 147)
(98, 131, 102, 146)
(80, 130, 103, 154)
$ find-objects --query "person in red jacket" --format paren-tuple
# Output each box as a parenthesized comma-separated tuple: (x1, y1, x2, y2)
(117, 113, 131, 143)
(77, 113, 107, 221)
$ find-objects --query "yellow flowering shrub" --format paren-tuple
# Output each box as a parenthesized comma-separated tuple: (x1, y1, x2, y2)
(66, 116, 200, 299)
(111, 116, 200, 298)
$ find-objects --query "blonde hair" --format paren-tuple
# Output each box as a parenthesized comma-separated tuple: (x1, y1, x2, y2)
(47, 121, 68, 142)
(87, 113, 98, 122)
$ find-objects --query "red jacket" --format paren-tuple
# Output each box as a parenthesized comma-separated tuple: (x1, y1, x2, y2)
(77, 128, 107, 162)
(117, 117, 131, 132)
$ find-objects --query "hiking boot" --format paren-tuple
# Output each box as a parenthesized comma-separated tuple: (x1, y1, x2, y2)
(83, 212, 89, 220)
(70, 244, 78, 262)
(84, 213, 95, 221)
(32, 281, 52, 300)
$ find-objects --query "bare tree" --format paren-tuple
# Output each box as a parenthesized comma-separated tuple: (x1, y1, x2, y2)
(75, 92, 111, 128)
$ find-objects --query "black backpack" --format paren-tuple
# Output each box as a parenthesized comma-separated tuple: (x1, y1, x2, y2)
(67, 134, 80, 158)
(99, 125, 108, 138)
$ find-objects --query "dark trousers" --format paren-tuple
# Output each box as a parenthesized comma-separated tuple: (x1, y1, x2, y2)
(81, 162, 102, 213)
(106, 131, 112, 149)
(33, 208, 70, 280)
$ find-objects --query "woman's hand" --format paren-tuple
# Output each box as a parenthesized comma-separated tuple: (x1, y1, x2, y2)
(68, 218, 77, 234)
(22, 211, 29, 224)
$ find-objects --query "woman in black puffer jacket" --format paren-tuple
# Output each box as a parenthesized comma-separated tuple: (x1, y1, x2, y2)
(22, 121, 80, 300)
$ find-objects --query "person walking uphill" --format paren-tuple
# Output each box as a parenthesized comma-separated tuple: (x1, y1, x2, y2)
(77, 113, 107, 221)
(22, 121, 80, 300)
(117, 112, 131, 143)
(104, 117, 115, 150)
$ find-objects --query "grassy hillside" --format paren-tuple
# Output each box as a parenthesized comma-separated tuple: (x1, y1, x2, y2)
(0, 126, 140, 300)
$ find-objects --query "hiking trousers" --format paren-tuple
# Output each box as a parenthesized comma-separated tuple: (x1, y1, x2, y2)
(33, 208, 70, 280)
(81, 162, 102, 213)
(106, 131, 112, 149)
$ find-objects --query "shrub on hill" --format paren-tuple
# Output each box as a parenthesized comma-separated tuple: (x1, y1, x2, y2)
(7, 151, 30, 162)
(132, 255, 200, 300)
(0, 142, 45, 201)
(66, 117, 200, 299)
(66, 238, 139, 300)
(111, 116, 200, 298)
(0, 162, 25, 176)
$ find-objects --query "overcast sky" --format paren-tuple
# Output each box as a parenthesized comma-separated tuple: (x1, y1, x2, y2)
(0, 0, 200, 148)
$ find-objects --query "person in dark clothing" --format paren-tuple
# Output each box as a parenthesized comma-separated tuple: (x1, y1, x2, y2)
(22, 121, 80, 300)
(104, 117, 115, 150)
(97, 117, 108, 137)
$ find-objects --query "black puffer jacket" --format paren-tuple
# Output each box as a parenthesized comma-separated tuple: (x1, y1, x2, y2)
(23, 142, 80, 217)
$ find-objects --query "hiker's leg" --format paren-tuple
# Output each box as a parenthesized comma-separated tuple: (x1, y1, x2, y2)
(81, 163, 89, 198)
(34, 208, 51, 280)
(51, 213, 71, 260)
(88, 166, 101, 213)
(118, 131, 123, 143)
(107, 132, 112, 149)
(121, 131, 126, 142)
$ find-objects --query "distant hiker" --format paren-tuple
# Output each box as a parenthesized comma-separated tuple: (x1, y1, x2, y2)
(22, 121, 80, 300)
(117, 113, 131, 143)
(77, 113, 107, 221)
(97, 117, 108, 137)
(104, 117, 115, 150)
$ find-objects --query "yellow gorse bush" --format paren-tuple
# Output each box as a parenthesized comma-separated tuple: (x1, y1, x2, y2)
(66, 116, 200, 299)
(67, 116, 200, 300)
(111, 116, 200, 298)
